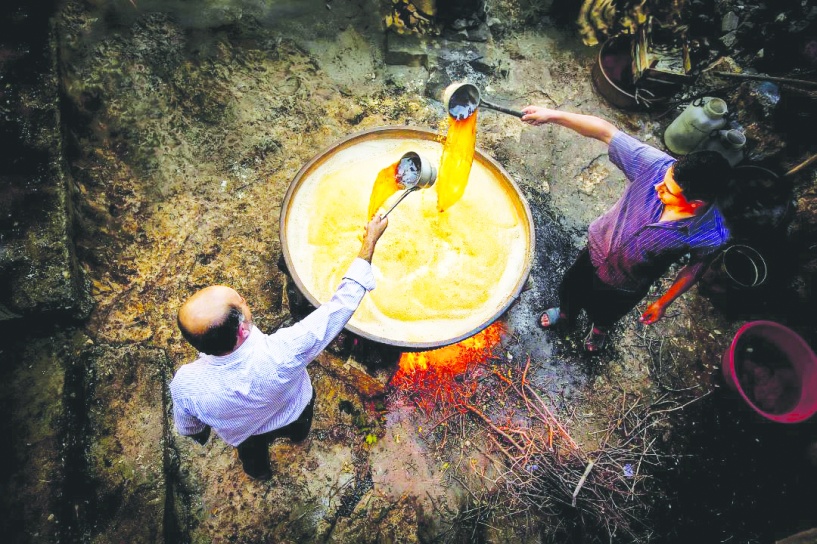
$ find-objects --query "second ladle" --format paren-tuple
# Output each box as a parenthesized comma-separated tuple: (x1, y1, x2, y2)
(381, 151, 437, 218)
(444, 82, 524, 120)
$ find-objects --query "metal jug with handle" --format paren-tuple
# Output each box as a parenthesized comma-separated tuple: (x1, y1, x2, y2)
(664, 97, 728, 155)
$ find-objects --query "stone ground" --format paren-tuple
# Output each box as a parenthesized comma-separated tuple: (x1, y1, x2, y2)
(2, 1, 817, 543)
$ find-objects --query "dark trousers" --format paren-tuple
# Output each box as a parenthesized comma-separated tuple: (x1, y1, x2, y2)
(559, 248, 648, 329)
(236, 389, 316, 478)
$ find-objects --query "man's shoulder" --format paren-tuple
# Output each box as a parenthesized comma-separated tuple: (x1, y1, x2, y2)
(610, 130, 661, 147)
(170, 357, 207, 388)
(610, 131, 651, 153)
(704, 205, 730, 235)
(690, 206, 731, 250)
(610, 132, 674, 175)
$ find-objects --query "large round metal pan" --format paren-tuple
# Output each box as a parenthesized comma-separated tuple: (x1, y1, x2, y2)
(280, 126, 535, 349)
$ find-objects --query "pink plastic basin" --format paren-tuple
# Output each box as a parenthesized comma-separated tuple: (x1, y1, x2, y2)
(722, 320, 817, 423)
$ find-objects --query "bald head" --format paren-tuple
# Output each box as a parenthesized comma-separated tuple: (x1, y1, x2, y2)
(178, 286, 252, 355)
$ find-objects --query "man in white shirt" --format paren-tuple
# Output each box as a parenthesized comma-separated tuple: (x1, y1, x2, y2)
(171, 215, 388, 480)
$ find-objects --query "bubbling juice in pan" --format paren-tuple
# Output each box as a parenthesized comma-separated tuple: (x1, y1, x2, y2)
(310, 165, 522, 327)
(300, 117, 524, 342)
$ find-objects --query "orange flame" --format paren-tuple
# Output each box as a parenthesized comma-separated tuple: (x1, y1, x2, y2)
(391, 321, 506, 393)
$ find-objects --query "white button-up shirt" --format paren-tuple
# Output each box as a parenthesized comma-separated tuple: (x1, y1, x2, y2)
(170, 258, 375, 446)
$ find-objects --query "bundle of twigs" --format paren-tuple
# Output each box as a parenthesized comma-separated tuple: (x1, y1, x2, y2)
(392, 355, 668, 541)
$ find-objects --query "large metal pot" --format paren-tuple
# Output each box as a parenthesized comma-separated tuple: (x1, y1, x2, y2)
(591, 35, 671, 111)
(280, 126, 535, 349)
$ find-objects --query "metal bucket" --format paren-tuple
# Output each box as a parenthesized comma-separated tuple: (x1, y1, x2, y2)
(279, 126, 535, 349)
(591, 35, 671, 111)
(720, 244, 768, 288)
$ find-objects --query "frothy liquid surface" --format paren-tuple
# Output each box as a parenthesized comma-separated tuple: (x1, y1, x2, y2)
(287, 135, 529, 345)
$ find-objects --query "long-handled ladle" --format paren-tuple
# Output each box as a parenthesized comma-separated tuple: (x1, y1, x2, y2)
(443, 82, 524, 120)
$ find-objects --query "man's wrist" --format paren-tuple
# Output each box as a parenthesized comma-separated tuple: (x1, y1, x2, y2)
(358, 241, 375, 262)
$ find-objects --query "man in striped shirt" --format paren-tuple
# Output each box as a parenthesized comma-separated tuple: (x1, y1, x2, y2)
(521, 106, 731, 352)
(170, 215, 388, 480)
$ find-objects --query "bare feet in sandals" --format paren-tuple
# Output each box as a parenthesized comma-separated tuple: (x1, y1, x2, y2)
(538, 307, 564, 329)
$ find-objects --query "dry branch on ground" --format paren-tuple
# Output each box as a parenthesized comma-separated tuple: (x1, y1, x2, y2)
(390, 343, 711, 541)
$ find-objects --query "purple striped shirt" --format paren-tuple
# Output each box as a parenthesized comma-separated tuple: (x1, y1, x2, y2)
(587, 131, 730, 292)
(170, 258, 375, 447)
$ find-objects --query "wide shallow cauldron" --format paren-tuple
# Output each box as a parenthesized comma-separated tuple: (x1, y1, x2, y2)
(280, 127, 535, 349)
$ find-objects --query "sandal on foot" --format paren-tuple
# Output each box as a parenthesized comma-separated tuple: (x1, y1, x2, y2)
(584, 326, 609, 353)
(538, 307, 563, 330)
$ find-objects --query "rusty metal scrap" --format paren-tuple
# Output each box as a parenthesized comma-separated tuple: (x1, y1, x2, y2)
(633, 18, 694, 87)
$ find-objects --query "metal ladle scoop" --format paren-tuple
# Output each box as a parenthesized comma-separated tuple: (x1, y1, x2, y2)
(381, 151, 437, 218)
(443, 82, 524, 120)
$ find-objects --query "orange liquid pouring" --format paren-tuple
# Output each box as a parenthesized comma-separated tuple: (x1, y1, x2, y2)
(366, 161, 401, 219)
(436, 112, 477, 212)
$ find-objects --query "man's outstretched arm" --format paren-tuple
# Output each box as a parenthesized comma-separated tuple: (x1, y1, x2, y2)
(520, 106, 619, 144)
(270, 215, 389, 376)
(640, 260, 709, 325)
